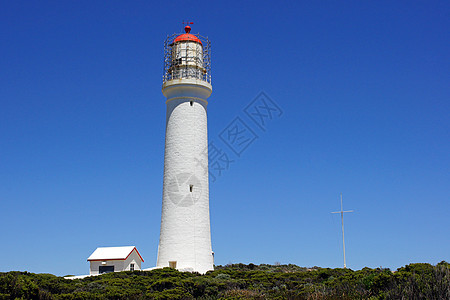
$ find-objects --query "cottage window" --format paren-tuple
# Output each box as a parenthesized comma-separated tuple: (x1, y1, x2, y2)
(130, 263, 135, 271)
(99, 266, 114, 274)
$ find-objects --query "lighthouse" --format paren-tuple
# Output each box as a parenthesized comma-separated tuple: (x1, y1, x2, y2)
(156, 24, 214, 274)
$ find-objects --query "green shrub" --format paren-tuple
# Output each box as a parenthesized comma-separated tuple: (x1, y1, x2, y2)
(0, 262, 448, 299)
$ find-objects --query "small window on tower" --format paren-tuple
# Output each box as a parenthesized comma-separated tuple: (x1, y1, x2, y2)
(190, 101, 193, 106)
(190, 185, 193, 192)
(169, 261, 177, 269)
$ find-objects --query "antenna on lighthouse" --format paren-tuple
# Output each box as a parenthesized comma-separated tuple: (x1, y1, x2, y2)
(182, 20, 194, 31)
(331, 193, 354, 268)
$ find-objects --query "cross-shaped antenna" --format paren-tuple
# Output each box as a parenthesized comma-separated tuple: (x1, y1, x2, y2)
(331, 193, 354, 268)
(182, 21, 194, 33)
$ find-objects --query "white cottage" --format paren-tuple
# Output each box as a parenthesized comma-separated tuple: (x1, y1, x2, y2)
(87, 246, 144, 275)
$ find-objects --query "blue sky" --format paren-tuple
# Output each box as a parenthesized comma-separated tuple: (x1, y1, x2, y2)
(1, 1, 449, 276)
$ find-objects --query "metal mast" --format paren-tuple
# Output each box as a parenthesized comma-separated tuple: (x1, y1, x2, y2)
(331, 193, 353, 268)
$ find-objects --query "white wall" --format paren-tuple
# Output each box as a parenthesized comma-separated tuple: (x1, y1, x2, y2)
(124, 250, 142, 271)
(89, 260, 124, 275)
(157, 80, 214, 274)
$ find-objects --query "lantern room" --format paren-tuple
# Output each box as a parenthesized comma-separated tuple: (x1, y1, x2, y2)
(163, 25, 211, 83)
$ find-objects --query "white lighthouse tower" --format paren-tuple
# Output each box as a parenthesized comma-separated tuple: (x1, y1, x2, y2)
(156, 24, 214, 274)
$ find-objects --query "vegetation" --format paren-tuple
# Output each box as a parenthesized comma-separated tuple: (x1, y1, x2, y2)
(0, 261, 448, 299)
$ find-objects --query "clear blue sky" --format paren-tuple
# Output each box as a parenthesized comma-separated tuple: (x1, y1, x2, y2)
(1, 1, 449, 276)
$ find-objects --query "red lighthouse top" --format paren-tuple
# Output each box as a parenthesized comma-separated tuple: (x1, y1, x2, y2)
(173, 25, 202, 45)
